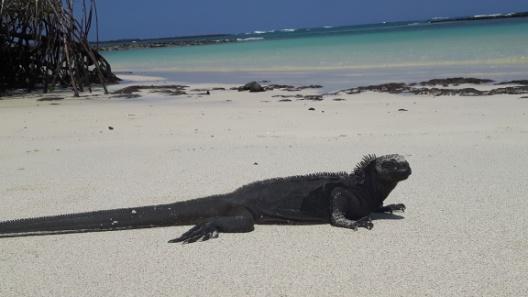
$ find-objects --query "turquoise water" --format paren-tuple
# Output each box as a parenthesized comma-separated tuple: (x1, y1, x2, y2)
(103, 18, 528, 87)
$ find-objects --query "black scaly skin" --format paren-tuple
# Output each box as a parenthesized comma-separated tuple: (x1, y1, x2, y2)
(0, 154, 411, 244)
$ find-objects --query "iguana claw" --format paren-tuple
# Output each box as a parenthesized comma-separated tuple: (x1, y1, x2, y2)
(168, 222, 219, 244)
(393, 203, 406, 213)
(379, 203, 406, 214)
(352, 217, 373, 230)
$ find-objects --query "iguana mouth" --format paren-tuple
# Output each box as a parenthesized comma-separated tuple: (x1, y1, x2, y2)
(397, 167, 412, 179)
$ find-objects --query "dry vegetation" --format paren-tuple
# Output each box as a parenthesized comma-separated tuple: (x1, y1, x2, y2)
(0, 0, 118, 96)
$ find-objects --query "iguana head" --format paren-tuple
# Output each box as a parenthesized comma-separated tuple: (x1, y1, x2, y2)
(353, 154, 411, 183)
(374, 154, 412, 181)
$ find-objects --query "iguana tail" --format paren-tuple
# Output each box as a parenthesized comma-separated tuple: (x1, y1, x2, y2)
(0, 197, 220, 238)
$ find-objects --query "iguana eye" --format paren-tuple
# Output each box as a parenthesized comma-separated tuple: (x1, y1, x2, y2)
(382, 162, 395, 169)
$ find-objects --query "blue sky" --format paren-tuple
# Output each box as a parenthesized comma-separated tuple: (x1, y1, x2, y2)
(91, 0, 528, 40)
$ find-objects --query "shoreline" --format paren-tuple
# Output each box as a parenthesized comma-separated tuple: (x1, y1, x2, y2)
(3, 75, 528, 101)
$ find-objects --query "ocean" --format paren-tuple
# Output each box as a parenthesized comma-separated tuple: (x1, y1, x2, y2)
(102, 17, 528, 90)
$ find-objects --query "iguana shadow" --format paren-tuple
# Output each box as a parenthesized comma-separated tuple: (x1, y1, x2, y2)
(370, 213, 405, 220)
(259, 212, 404, 226)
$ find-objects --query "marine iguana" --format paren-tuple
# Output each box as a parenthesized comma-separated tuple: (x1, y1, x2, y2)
(0, 154, 411, 244)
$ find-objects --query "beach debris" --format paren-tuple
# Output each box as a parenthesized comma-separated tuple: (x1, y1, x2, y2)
(299, 84, 323, 89)
(308, 107, 316, 111)
(108, 126, 114, 130)
(496, 80, 528, 85)
(300, 95, 323, 101)
(112, 85, 188, 97)
(336, 77, 528, 97)
(278, 99, 292, 102)
(253, 162, 259, 165)
(272, 94, 304, 98)
(266, 84, 322, 91)
(418, 77, 494, 86)
(238, 81, 265, 92)
(398, 108, 408, 111)
(37, 97, 64, 102)
(332, 98, 346, 101)
(189, 88, 212, 95)
(236, 82, 323, 93)
(273, 94, 323, 101)
(113, 94, 142, 99)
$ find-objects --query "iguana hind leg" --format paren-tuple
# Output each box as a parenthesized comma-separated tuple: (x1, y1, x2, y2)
(168, 212, 255, 244)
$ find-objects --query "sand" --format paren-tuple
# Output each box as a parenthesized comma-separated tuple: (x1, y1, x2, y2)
(0, 83, 527, 297)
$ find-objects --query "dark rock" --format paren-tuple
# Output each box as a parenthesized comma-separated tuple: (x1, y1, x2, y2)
(497, 80, 528, 85)
(398, 108, 408, 111)
(108, 126, 114, 130)
(488, 86, 528, 95)
(302, 95, 323, 101)
(367, 82, 409, 93)
(238, 81, 265, 92)
(458, 88, 484, 96)
(266, 84, 295, 90)
(308, 107, 315, 111)
(343, 82, 410, 94)
(98, 36, 238, 52)
(342, 88, 362, 94)
(418, 77, 494, 86)
(153, 89, 187, 96)
(299, 84, 323, 89)
(336, 78, 528, 97)
(279, 99, 292, 102)
(332, 98, 346, 101)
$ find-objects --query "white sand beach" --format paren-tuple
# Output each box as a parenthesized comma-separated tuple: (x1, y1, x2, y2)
(0, 84, 527, 296)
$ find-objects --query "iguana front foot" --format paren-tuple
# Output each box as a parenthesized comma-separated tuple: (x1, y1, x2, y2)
(331, 215, 373, 230)
(353, 216, 373, 230)
(168, 222, 219, 244)
(375, 203, 406, 214)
